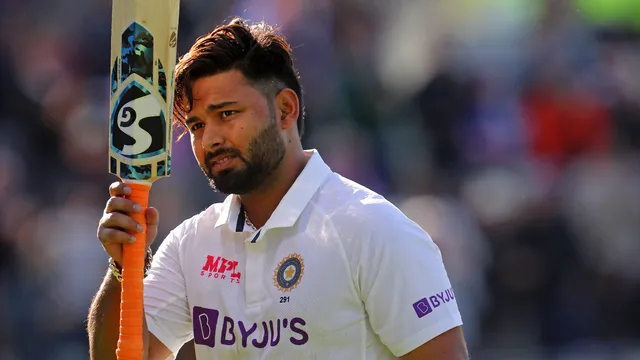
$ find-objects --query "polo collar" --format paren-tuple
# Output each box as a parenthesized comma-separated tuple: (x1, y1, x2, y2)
(214, 149, 332, 241)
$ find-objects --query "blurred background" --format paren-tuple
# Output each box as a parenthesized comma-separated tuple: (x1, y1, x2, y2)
(1, 0, 640, 359)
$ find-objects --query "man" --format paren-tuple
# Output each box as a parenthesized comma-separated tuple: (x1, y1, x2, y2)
(88, 18, 469, 360)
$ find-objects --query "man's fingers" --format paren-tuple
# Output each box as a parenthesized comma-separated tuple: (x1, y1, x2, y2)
(145, 207, 159, 226)
(105, 196, 143, 215)
(109, 181, 132, 197)
(101, 212, 144, 234)
(100, 183, 151, 264)
(98, 227, 137, 245)
(145, 207, 159, 247)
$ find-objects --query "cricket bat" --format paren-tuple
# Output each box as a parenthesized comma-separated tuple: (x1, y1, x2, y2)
(109, 0, 180, 358)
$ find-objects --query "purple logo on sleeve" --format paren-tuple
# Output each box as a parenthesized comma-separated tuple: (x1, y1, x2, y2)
(412, 287, 455, 318)
(412, 298, 432, 318)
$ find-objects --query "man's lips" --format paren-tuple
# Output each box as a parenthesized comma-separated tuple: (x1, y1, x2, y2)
(208, 154, 237, 172)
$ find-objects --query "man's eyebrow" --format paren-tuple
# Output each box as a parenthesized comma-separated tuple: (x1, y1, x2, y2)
(185, 116, 200, 127)
(207, 101, 238, 112)
(184, 101, 239, 126)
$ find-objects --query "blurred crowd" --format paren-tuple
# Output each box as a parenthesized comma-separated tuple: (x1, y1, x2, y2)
(1, 0, 639, 359)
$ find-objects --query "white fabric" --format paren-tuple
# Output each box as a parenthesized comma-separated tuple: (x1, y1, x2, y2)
(144, 149, 462, 359)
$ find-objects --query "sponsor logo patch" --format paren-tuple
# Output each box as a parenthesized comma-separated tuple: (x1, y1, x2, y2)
(412, 287, 456, 318)
(201, 255, 241, 284)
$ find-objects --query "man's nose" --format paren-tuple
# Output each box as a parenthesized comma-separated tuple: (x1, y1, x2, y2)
(201, 124, 224, 150)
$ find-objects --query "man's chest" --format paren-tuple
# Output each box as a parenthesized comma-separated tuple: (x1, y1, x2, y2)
(181, 233, 366, 357)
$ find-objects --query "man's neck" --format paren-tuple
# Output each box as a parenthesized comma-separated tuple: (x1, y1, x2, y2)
(240, 149, 308, 229)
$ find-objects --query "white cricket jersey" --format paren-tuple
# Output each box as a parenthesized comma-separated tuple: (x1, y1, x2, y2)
(144, 149, 463, 359)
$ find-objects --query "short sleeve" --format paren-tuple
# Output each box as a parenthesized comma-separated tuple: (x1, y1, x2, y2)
(358, 207, 463, 357)
(144, 223, 193, 355)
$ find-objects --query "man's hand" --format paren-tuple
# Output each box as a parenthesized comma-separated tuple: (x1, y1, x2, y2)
(97, 181, 160, 264)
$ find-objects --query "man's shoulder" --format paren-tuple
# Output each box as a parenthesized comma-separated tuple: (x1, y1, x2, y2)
(317, 174, 435, 259)
(317, 174, 410, 229)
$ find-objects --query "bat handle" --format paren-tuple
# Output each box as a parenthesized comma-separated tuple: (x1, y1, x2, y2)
(117, 182, 151, 360)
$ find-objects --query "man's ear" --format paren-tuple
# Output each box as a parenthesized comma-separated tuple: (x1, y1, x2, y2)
(275, 88, 299, 130)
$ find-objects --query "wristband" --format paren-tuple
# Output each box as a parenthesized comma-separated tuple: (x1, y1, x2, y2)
(109, 247, 153, 282)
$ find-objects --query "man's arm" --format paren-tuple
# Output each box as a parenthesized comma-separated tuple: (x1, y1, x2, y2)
(88, 270, 172, 360)
(350, 201, 467, 358)
(91, 182, 189, 359)
(401, 327, 469, 360)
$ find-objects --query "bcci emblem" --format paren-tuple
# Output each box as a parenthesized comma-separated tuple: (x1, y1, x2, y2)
(273, 253, 304, 293)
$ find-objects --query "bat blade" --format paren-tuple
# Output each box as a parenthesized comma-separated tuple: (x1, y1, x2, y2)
(109, 0, 180, 184)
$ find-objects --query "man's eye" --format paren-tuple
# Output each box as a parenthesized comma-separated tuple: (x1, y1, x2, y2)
(221, 110, 237, 118)
(190, 123, 204, 132)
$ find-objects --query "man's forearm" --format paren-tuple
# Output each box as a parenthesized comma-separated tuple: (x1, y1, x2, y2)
(88, 270, 153, 360)
(88, 270, 124, 360)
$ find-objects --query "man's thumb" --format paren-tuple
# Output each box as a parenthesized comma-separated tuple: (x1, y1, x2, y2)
(145, 207, 159, 246)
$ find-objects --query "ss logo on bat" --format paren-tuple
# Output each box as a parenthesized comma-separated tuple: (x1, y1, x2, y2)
(110, 82, 166, 159)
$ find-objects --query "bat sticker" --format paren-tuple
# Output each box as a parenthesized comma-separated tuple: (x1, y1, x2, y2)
(121, 22, 154, 84)
(111, 58, 119, 96)
(120, 163, 153, 180)
(109, 17, 175, 183)
(157, 157, 171, 176)
(110, 81, 166, 159)
(158, 60, 167, 100)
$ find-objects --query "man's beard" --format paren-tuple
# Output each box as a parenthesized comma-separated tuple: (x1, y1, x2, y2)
(201, 118, 286, 195)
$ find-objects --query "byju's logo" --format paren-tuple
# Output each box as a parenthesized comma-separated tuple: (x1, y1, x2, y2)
(412, 298, 433, 318)
(192, 306, 309, 349)
(201, 255, 241, 284)
(412, 287, 456, 318)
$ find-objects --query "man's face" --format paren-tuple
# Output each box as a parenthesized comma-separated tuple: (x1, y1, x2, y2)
(185, 70, 285, 194)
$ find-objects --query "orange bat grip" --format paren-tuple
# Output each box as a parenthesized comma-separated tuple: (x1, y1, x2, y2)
(116, 182, 151, 360)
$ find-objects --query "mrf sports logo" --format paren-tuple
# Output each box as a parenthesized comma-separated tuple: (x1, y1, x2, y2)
(412, 287, 456, 318)
(201, 255, 241, 284)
